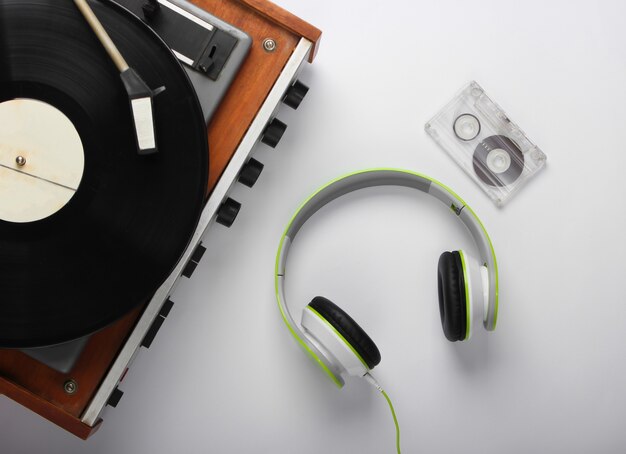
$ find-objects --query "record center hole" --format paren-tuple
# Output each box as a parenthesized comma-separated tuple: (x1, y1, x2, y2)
(0, 99, 85, 223)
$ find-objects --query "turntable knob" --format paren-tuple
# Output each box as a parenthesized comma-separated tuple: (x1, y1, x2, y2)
(216, 198, 241, 227)
(238, 158, 264, 188)
(261, 118, 288, 148)
(283, 80, 309, 110)
(107, 387, 124, 408)
(142, 0, 160, 20)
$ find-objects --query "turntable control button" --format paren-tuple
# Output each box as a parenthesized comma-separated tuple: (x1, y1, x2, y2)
(216, 198, 241, 228)
(182, 261, 198, 279)
(261, 119, 287, 148)
(190, 244, 207, 265)
(238, 158, 264, 188)
(107, 387, 124, 408)
(142, 0, 161, 20)
(141, 298, 174, 348)
(283, 80, 309, 110)
(183, 244, 207, 278)
(160, 298, 175, 318)
(142, 316, 165, 348)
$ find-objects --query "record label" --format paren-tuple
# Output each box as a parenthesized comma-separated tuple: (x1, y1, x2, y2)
(0, 98, 84, 223)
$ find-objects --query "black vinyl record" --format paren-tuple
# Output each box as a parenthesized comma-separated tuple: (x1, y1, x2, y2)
(0, 0, 208, 347)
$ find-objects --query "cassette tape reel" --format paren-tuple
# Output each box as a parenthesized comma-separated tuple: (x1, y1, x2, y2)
(425, 81, 546, 206)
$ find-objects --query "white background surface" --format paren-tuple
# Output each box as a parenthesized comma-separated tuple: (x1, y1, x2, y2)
(2, 0, 626, 453)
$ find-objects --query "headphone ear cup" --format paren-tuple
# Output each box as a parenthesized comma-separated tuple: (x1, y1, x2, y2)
(306, 296, 381, 370)
(437, 251, 468, 342)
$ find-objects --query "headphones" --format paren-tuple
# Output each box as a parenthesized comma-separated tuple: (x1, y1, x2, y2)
(275, 169, 499, 388)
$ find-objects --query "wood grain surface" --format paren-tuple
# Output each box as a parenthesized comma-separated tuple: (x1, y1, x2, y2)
(194, 0, 317, 192)
(0, 306, 143, 419)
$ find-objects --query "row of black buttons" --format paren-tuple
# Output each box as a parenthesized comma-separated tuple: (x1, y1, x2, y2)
(107, 80, 309, 410)
(216, 79, 309, 228)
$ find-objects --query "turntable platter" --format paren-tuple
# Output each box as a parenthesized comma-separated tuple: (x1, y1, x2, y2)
(0, 0, 208, 348)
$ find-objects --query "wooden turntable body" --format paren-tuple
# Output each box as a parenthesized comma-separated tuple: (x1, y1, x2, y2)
(0, 0, 321, 439)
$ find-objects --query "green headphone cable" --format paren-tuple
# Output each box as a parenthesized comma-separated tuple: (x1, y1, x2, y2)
(364, 373, 401, 453)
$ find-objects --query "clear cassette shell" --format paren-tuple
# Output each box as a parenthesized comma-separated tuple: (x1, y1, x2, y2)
(425, 81, 546, 206)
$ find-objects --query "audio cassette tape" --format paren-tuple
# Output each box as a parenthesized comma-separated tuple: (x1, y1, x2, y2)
(425, 81, 546, 206)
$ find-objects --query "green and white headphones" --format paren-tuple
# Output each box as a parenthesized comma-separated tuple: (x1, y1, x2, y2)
(275, 169, 499, 388)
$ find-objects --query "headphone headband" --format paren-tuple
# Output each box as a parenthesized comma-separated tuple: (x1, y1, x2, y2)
(275, 169, 498, 386)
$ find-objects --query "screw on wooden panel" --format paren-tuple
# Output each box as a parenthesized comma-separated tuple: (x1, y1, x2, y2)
(263, 38, 276, 52)
(15, 156, 26, 166)
(64, 379, 78, 395)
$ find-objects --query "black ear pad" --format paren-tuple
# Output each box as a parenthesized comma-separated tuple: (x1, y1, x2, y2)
(308, 296, 381, 369)
(437, 251, 467, 342)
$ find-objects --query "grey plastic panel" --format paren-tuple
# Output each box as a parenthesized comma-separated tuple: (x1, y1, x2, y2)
(114, 0, 252, 123)
(176, 0, 251, 122)
(285, 170, 431, 240)
(21, 336, 90, 374)
(427, 181, 462, 209)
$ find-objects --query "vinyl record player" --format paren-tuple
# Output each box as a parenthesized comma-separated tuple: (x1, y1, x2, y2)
(0, 0, 321, 438)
